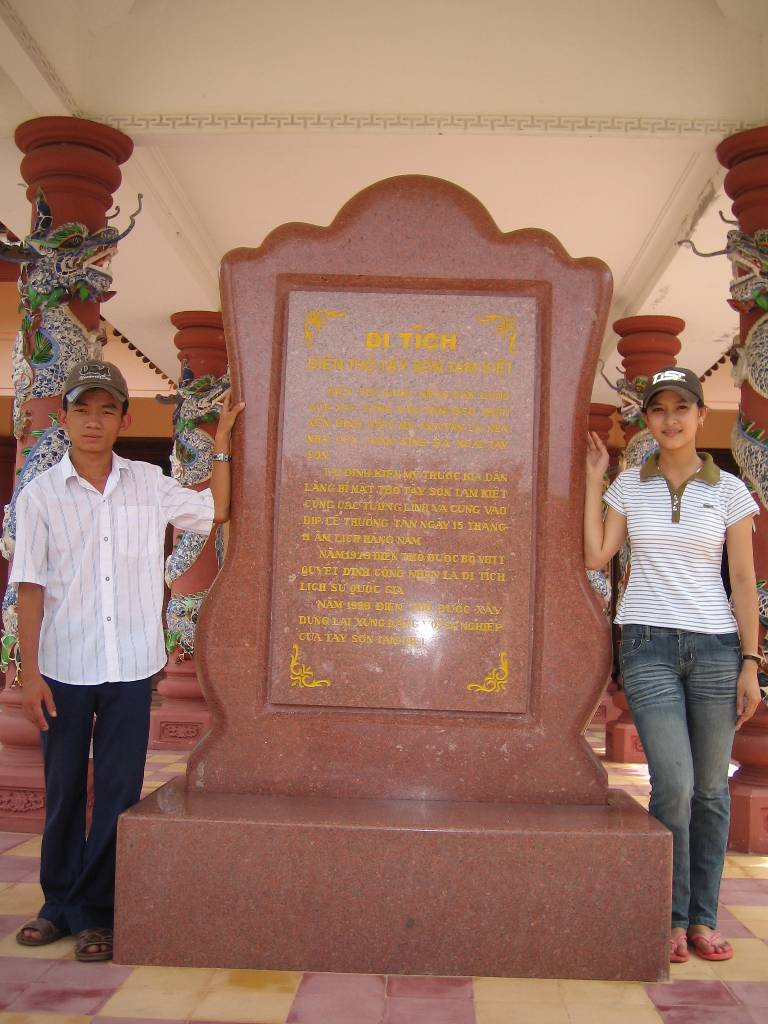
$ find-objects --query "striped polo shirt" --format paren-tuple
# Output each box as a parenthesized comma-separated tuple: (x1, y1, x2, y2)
(10, 451, 214, 685)
(603, 452, 759, 632)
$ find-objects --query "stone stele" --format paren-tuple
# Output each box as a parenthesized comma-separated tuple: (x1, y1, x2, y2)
(115, 175, 670, 981)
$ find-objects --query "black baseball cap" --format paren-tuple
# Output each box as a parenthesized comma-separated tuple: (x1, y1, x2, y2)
(642, 366, 704, 410)
(63, 361, 129, 404)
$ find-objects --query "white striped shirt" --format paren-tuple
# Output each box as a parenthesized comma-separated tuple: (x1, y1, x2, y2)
(10, 452, 214, 685)
(603, 453, 759, 632)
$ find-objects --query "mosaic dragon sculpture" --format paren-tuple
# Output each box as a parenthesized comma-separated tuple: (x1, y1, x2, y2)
(680, 226, 768, 644)
(163, 370, 229, 661)
(0, 191, 141, 683)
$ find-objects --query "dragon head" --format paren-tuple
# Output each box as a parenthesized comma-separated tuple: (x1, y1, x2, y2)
(1, 190, 142, 312)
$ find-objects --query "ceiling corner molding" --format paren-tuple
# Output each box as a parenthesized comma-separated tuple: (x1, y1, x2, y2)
(93, 111, 765, 137)
(0, 0, 80, 115)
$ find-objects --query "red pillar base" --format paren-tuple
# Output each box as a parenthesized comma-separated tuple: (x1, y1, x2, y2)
(605, 691, 646, 764)
(0, 688, 46, 832)
(591, 685, 623, 728)
(0, 741, 94, 834)
(149, 665, 211, 751)
(0, 747, 46, 833)
(606, 718, 646, 763)
(728, 772, 768, 854)
(149, 700, 211, 751)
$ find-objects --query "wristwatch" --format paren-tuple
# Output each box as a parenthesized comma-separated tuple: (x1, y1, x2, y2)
(212, 452, 232, 463)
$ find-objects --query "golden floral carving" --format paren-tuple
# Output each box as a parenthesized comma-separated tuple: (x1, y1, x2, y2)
(289, 643, 331, 688)
(478, 314, 517, 354)
(467, 652, 508, 694)
(304, 309, 347, 347)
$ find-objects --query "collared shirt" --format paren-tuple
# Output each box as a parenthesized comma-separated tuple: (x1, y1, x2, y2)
(603, 452, 759, 632)
(10, 452, 214, 685)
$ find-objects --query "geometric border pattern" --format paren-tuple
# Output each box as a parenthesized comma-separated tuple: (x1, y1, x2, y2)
(1, 1, 760, 139)
(0, 0, 762, 140)
(97, 111, 763, 136)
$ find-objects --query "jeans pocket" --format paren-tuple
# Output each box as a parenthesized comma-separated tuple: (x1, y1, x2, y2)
(712, 631, 740, 651)
(619, 626, 648, 668)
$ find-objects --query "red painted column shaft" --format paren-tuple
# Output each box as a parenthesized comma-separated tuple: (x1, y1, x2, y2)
(0, 117, 132, 832)
(148, 312, 227, 750)
(717, 126, 768, 853)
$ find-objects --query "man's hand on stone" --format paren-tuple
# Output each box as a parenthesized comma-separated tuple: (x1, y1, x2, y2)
(214, 388, 245, 445)
(21, 672, 57, 731)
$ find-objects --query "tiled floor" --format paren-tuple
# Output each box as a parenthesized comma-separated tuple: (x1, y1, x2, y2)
(0, 730, 767, 1023)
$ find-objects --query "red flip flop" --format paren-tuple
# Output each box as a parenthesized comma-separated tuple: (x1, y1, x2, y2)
(687, 930, 733, 961)
(669, 934, 689, 963)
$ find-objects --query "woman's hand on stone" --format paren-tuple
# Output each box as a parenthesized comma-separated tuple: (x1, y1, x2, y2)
(586, 431, 609, 484)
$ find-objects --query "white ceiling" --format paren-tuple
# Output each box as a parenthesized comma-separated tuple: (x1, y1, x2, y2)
(0, 0, 766, 405)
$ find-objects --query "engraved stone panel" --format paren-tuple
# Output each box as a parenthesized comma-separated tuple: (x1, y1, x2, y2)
(270, 289, 537, 712)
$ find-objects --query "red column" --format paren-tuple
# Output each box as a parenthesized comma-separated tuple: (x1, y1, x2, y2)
(606, 315, 684, 764)
(0, 117, 132, 831)
(148, 312, 227, 750)
(717, 126, 768, 853)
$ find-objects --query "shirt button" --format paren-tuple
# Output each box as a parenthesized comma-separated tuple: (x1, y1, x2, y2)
(105, 576, 110, 582)
(106, 616, 112, 622)
(104, 536, 109, 542)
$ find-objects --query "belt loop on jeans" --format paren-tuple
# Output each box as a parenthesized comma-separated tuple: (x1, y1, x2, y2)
(643, 625, 651, 641)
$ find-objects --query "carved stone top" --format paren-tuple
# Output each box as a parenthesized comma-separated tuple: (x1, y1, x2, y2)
(191, 174, 613, 805)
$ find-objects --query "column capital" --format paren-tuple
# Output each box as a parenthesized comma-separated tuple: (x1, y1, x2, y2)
(613, 315, 684, 382)
(15, 116, 133, 230)
(171, 310, 227, 380)
(717, 125, 768, 235)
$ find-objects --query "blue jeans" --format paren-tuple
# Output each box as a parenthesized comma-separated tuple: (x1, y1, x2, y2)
(619, 625, 739, 930)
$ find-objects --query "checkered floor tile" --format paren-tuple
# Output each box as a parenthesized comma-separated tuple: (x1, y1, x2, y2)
(0, 733, 766, 1022)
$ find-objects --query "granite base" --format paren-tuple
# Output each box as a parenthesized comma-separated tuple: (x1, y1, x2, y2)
(115, 780, 670, 981)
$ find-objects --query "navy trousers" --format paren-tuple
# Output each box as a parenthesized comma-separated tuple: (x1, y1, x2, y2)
(39, 676, 152, 933)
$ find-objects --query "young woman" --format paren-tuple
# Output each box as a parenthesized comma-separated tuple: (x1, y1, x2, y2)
(584, 366, 762, 964)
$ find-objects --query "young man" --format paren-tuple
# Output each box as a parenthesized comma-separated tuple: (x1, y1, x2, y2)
(12, 360, 244, 961)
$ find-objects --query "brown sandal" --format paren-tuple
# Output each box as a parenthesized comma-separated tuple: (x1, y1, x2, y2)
(75, 927, 113, 962)
(16, 917, 66, 947)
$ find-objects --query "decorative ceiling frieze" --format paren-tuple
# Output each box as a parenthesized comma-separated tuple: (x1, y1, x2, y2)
(94, 111, 762, 138)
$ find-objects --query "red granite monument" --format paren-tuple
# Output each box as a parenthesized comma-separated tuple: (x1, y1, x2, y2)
(115, 175, 671, 980)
